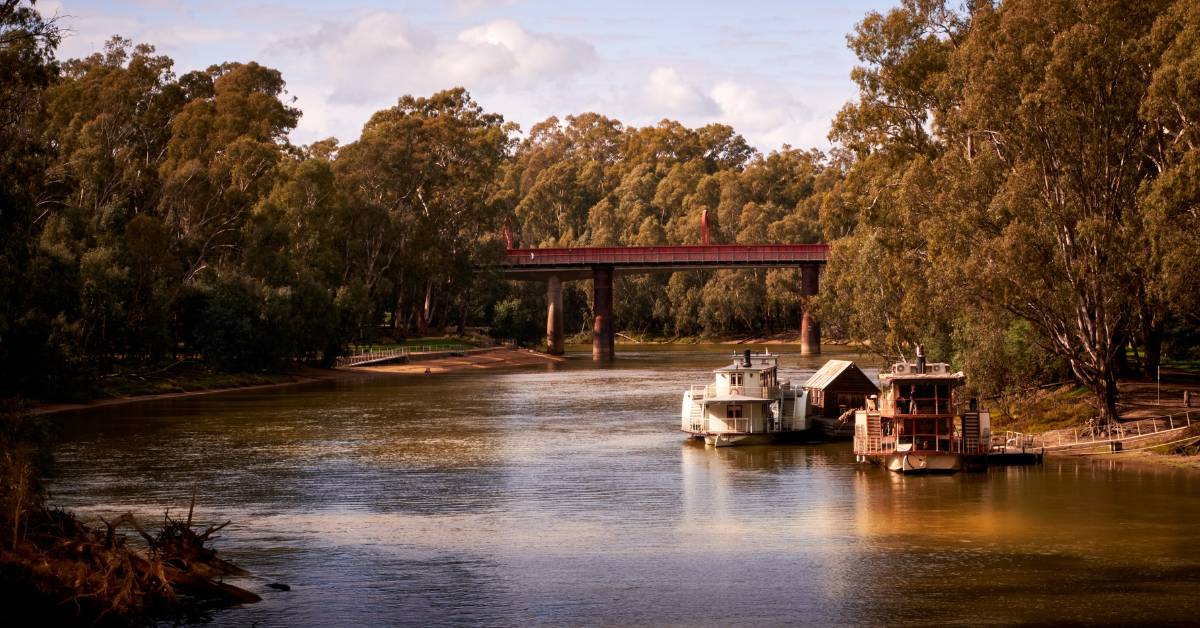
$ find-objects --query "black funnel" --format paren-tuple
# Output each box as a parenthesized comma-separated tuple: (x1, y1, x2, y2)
(743, 349, 752, 367)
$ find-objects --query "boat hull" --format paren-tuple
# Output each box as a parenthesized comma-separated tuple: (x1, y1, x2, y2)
(693, 431, 820, 447)
(886, 452, 962, 474)
(705, 433, 767, 447)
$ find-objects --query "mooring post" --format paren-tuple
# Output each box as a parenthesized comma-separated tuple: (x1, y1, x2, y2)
(592, 266, 614, 362)
(800, 264, 821, 356)
(546, 275, 564, 355)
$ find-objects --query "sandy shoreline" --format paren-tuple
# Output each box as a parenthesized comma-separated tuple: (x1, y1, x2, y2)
(32, 347, 562, 416)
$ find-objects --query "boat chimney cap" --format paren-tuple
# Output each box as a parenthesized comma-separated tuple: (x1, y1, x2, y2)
(743, 349, 752, 367)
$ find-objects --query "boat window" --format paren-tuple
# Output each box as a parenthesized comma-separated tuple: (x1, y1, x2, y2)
(730, 373, 743, 386)
(726, 404, 743, 419)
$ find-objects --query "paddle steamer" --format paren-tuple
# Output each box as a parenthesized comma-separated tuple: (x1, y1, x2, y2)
(852, 348, 991, 473)
(680, 350, 808, 446)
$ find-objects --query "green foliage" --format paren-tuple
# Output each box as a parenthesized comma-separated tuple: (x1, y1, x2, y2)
(490, 297, 540, 344)
(502, 115, 829, 341)
(820, 0, 1200, 424)
(2, 0, 1198, 415)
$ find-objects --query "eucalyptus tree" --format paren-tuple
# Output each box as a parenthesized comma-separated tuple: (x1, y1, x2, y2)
(159, 61, 299, 286)
(1138, 1, 1200, 367)
(827, 0, 1188, 426)
(932, 0, 1170, 426)
(41, 38, 185, 362)
(0, 0, 63, 395)
(336, 88, 514, 335)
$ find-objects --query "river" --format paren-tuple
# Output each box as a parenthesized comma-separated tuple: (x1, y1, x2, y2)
(47, 345, 1200, 626)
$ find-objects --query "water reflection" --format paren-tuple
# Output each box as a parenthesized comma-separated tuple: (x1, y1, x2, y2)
(44, 346, 1200, 626)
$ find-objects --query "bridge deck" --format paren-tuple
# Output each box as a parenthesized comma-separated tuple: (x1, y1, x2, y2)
(501, 244, 828, 280)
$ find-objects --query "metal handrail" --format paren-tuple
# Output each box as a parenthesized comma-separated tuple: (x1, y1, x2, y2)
(503, 244, 831, 267)
(336, 344, 472, 367)
(1040, 410, 1195, 450)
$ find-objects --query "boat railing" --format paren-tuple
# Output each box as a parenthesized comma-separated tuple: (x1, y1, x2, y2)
(694, 384, 779, 399)
(723, 418, 751, 433)
(887, 397, 953, 415)
(855, 429, 992, 456)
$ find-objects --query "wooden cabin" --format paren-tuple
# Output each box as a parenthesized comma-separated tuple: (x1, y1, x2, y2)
(803, 360, 879, 419)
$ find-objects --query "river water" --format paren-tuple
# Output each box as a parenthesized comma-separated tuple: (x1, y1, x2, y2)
(48, 346, 1200, 626)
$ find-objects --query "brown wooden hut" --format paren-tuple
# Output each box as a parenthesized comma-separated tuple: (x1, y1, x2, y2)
(803, 360, 879, 419)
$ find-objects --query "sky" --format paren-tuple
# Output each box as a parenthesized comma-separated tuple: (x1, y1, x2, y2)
(40, 0, 897, 153)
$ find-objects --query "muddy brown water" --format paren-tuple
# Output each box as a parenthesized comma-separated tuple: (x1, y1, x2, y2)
(46, 346, 1200, 626)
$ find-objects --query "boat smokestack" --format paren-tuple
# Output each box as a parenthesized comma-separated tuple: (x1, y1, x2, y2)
(916, 344, 926, 374)
(743, 349, 752, 367)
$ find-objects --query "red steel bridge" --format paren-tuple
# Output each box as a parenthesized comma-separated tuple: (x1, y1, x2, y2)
(498, 244, 830, 361)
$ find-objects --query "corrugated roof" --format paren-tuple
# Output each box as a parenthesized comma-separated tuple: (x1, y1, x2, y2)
(803, 359, 856, 390)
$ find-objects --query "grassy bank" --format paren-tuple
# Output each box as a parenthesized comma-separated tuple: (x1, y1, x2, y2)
(1004, 368, 1200, 470)
(987, 384, 1096, 434)
(27, 335, 502, 413)
(93, 364, 300, 399)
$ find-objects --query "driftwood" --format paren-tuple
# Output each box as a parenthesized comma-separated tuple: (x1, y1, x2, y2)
(107, 508, 257, 602)
(1, 502, 260, 625)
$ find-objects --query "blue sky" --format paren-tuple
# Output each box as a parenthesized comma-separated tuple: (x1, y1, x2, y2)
(43, 0, 897, 152)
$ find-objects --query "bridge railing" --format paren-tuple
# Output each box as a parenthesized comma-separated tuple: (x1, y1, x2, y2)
(503, 244, 830, 267)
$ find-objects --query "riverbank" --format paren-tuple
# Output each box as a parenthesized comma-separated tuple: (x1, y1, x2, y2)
(32, 348, 562, 416)
(1035, 367, 1200, 470)
(31, 366, 371, 416)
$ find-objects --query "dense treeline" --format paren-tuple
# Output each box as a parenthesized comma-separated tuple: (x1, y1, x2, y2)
(0, 3, 520, 398)
(1, 0, 1198, 420)
(0, 1, 830, 400)
(820, 0, 1200, 425)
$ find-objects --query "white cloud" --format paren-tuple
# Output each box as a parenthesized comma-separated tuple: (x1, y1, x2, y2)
(456, 19, 591, 79)
(48, 1, 865, 153)
(710, 80, 830, 150)
(450, 0, 522, 18)
(275, 13, 595, 142)
(641, 67, 717, 117)
(288, 13, 593, 105)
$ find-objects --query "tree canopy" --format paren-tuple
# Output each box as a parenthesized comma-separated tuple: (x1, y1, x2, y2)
(1, 0, 1197, 424)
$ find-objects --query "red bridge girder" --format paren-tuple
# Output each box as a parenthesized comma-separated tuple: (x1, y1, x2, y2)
(500, 244, 829, 280)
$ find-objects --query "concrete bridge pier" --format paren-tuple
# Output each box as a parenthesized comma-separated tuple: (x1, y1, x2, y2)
(592, 266, 614, 361)
(800, 264, 821, 356)
(546, 275, 564, 355)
